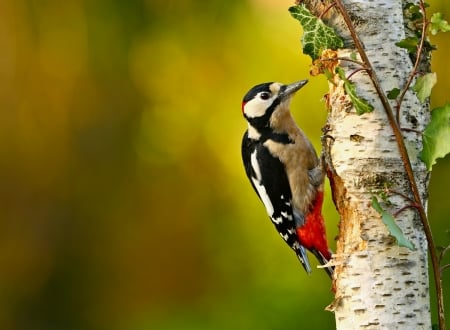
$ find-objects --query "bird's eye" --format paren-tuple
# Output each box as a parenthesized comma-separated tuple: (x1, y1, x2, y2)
(260, 92, 271, 100)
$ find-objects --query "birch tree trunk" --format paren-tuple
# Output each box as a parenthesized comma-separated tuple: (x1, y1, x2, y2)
(305, 0, 432, 328)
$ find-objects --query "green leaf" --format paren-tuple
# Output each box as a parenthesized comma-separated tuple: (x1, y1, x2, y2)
(372, 197, 416, 250)
(387, 88, 401, 100)
(404, 3, 423, 21)
(430, 12, 450, 35)
(412, 72, 437, 103)
(404, 3, 420, 14)
(420, 103, 450, 170)
(289, 5, 344, 60)
(323, 68, 334, 81)
(395, 37, 419, 53)
(336, 67, 374, 115)
(344, 82, 374, 115)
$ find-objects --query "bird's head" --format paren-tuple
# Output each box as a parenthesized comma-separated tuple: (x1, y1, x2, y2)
(241, 80, 308, 129)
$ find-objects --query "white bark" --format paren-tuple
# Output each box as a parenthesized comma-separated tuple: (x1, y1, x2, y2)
(314, 0, 431, 329)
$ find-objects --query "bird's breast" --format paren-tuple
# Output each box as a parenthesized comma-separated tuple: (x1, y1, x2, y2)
(263, 136, 321, 213)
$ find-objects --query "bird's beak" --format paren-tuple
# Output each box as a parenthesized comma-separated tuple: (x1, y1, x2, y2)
(279, 80, 308, 100)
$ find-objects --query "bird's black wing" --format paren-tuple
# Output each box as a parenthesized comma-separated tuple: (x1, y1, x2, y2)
(241, 132, 311, 273)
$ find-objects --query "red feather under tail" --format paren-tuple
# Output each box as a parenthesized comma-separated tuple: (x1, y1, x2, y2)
(296, 191, 331, 261)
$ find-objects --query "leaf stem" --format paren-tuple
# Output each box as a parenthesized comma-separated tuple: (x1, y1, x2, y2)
(387, 188, 415, 204)
(333, 1, 445, 329)
(319, 1, 336, 20)
(401, 127, 422, 134)
(441, 264, 450, 274)
(346, 67, 369, 80)
(393, 204, 421, 218)
(440, 244, 450, 262)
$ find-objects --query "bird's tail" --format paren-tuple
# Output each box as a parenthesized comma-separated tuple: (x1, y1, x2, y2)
(295, 244, 312, 274)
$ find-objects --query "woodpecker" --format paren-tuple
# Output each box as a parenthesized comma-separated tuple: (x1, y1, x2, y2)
(241, 80, 333, 276)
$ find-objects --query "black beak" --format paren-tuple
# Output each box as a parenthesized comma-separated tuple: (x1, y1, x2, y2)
(279, 80, 308, 100)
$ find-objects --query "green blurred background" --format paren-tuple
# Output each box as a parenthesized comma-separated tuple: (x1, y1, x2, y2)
(1, 0, 449, 329)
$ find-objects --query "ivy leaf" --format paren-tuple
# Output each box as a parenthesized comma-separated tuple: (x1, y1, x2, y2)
(420, 103, 450, 170)
(289, 5, 344, 60)
(395, 37, 419, 53)
(336, 67, 374, 115)
(412, 72, 437, 103)
(372, 197, 416, 251)
(387, 88, 401, 100)
(430, 12, 450, 35)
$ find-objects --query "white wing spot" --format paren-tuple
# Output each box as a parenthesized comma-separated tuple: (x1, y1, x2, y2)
(280, 232, 289, 241)
(281, 211, 293, 221)
(251, 177, 274, 217)
(271, 216, 283, 225)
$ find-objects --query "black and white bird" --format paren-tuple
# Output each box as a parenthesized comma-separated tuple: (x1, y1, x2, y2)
(241, 80, 333, 276)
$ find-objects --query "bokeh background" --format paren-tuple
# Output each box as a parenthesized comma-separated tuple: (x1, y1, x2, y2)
(1, 0, 449, 329)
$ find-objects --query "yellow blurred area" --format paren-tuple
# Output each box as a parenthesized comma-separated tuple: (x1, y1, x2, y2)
(0, 1, 449, 329)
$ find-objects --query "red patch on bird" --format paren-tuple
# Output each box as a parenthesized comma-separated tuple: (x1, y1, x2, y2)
(296, 191, 331, 260)
(241, 101, 246, 114)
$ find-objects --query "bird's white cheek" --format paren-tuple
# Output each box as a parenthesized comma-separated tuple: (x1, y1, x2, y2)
(244, 99, 271, 118)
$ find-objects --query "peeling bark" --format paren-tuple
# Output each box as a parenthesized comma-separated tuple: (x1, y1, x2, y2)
(303, 0, 431, 328)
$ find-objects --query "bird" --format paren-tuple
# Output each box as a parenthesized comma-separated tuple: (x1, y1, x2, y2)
(241, 80, 333, 277)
